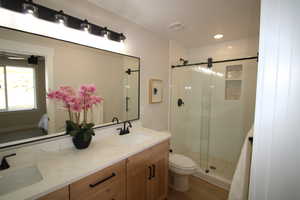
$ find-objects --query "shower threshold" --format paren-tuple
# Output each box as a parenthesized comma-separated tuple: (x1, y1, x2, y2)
(193, 167, 231, 191)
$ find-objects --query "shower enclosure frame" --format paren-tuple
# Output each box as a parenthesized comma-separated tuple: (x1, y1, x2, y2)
(169, 55, 258, 189)
(171, 55, 258, 69)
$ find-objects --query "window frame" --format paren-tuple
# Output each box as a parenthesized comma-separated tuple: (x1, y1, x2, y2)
(0, 64, 38, 113)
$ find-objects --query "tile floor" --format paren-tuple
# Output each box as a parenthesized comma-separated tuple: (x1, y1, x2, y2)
(168, 177, 228, 200)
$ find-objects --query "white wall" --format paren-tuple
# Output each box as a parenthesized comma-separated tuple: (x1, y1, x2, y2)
(169, 40, 188, 66)
(188, 37, 259, 63)
(250, 0, 300, 199)
(0, 0, 170, 131)
(168, 40, 188, 132)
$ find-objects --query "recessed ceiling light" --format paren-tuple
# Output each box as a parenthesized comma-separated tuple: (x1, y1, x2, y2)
(228, 46, 233, 49)
(214, 34, 223, 40)
(8, 57, 26, 60)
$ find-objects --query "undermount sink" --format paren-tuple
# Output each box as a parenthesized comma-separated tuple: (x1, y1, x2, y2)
(0, 166, 43, 196)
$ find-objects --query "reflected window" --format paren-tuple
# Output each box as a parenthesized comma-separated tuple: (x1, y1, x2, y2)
(0, 66, 36, 112)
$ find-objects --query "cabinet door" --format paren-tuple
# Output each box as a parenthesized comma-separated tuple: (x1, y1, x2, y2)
(38, 186, 69, 200)
(148, 141, 169, 200)
(126, 148, 152, 200)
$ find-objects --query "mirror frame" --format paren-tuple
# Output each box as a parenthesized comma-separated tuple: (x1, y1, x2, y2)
(0, 26, 140, 150)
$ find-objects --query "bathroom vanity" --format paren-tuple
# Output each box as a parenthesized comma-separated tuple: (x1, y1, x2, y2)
(39, 140, 168, 200)
(0, 123, 170, 200)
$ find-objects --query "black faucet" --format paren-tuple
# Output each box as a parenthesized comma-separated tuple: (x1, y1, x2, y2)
(112, 117, 119, 124)
(117, 121, 132, 135)
(0, 153, 16, 170)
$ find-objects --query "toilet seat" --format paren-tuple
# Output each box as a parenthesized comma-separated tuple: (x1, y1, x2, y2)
(169, 154, 196, 175)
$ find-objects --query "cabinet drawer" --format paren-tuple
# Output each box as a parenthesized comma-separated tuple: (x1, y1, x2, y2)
(86, 179, 123, 200)
(70, 160, 126, 200)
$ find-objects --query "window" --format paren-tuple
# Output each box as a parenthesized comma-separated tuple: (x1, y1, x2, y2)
(0, 66, 36, 112)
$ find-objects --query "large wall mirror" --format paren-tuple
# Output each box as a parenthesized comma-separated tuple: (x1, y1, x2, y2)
(0, 27, 140, 147)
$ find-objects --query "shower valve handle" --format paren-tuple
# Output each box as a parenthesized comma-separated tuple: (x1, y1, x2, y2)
(178, 98, 184, 107)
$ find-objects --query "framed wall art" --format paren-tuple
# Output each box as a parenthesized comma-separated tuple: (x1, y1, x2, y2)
(149, 79, 163, 104)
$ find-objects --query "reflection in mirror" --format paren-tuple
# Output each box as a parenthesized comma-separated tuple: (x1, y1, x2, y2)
(0, 27, 139, 145)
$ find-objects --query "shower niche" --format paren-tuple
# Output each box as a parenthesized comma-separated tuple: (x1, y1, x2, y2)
(225, 65, 243, 100)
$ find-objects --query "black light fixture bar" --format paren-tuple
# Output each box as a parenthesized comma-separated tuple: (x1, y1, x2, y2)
(171, 56, 258, 69)
(0, 0, 126, 42)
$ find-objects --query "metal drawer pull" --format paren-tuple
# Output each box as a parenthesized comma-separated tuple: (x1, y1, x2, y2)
(152, 164, 156, 178)
(148, 166, 152, 180)
(89, 173, 116, 188)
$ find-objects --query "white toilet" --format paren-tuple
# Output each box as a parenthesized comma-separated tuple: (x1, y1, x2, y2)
(169, 153, 197, 192)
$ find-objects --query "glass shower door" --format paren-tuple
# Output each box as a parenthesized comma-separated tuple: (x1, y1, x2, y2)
(170, 65, 211, 170)
(206, 59, 257, 181)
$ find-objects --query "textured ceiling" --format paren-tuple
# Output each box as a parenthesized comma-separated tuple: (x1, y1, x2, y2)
(88, 0, 261, 48)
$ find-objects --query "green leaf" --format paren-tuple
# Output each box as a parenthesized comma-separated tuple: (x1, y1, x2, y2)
(69, 130, 78, 137)
(66, 120, 80, 132)
(84, 123, 95, 130)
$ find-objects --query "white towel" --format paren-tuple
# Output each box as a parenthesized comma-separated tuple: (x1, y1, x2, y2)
(228, 127, 254, 200)
(38, 114, 49, 131)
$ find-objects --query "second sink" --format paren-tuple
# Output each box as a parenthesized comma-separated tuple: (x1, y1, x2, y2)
(0, 165, 43, 196)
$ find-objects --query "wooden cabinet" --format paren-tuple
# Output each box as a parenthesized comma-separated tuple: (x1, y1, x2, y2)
(38, 140, 169, 200)
(148, 142, 169, 200)
(38, 186, 69, 200)
(126, 148, 152, 200)
(70, 160, 126, 200)
(127, 140, 169, 200)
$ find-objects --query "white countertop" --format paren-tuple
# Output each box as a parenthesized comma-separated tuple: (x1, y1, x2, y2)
(0, 123, 171, 200)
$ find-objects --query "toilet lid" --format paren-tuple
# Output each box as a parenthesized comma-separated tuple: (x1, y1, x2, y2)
(169, 154, 196, 169)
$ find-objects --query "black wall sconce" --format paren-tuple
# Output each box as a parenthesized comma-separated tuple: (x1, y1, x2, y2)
(0, 0, 127, 43)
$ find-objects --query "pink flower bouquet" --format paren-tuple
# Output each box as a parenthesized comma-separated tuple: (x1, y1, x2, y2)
(47, 85, 103, 149)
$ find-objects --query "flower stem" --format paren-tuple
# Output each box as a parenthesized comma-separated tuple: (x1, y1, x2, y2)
(68, 107, 73, 122)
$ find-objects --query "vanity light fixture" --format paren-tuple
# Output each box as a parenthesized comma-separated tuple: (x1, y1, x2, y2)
(22, 0, 38, 17)
(54, 10, 67, 26)
(214, 34, 223, 40)
(81, 19, 91, 33)
(1, 0, 126, 42)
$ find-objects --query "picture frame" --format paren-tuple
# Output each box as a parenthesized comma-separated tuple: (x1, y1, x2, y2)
(149, 79, 163, 104)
